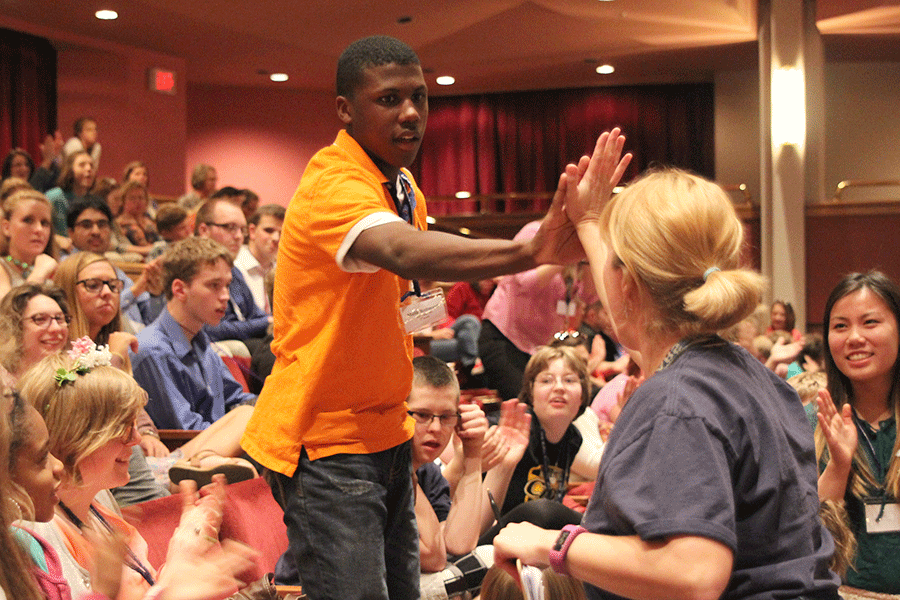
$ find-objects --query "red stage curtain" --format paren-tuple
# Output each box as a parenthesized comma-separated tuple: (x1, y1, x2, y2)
(411, 83, 714, 215)
(0, 28, 57, 166)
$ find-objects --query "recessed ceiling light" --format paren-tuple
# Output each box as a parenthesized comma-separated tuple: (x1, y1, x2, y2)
(596, 64, 615, 75)
(455, 191, 471, 199)
(95, 9, 118, 20)
(270, 73, 289, 82)
(436, 76, 455, 86)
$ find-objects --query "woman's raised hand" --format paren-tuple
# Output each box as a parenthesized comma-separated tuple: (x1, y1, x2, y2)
(817, 389, 858, 472)
(564, 128, 632, 227)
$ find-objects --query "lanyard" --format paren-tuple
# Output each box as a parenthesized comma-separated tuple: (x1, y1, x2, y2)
(537, 426, 571, 502)
(390, 172, 423, 303)
(58, 501, 156, 586)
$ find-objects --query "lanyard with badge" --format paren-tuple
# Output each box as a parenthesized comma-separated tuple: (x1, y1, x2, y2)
(854, 414, 900, 534)
(390, 172, 448, 334)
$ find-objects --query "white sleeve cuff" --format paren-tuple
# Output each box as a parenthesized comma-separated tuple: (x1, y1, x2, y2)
(336, 212, 406, 273)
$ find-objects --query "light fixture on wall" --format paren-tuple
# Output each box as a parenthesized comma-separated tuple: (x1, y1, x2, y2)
(95, 9, 118, 20)
(436, 76, 455, 86)
(596, 64, 614, 75)
(270, 73, 289, 82)
(771, 66, 805, 147)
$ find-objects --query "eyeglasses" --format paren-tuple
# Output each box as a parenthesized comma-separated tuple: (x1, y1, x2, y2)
(74, 218, 111, 230)
(407, 410, 460, 428)
(207, 222, 248, 236)
(24, 312, 71, 327)
(76, 278, 125, 293)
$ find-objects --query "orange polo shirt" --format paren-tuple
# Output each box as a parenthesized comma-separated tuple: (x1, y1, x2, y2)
(242, 130, 424, 476)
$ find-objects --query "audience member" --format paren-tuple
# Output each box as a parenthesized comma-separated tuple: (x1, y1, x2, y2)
(480, 346, 599, 537)
(22, 132, 65, 193)
(240, 188, 260, 223)
(446, 279, 495, 321)
(0, 388, 46, 600)
(0, 282, 70, 382)
(410, 356, 488, 572)
(768, 300, 803, 341)
(817, 271, 900, 593)
(479, 222, 584, 401)
(195, 197, 271, 353)
(178, 163, 217, 211)
(1, 148, 34, 183)
(15, 351, 257, 599)
(122, 161, 149, 187)
(787, 370, 826, 431)
(147, 204, 192, 261)
(786, 332, 825, 379)
(493, 157, 839, 600)
(477, 564, 587, 600)
(0, 189, 57, 298)
(64, 200, 163, 330)
(241, 35, 617, 599)
(61, 116, 101, 169)
(0, 176, 32, 204)
(235, 204, 284, 314)
(131, 237, 257, 432)
(116, 180, 160, 248)
(45, 150, 97, 237)
(577, 299, 628, 382)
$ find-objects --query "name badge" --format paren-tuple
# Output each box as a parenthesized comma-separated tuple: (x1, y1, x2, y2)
(401, 287, 448, 334)
(864, 499, 900, 534)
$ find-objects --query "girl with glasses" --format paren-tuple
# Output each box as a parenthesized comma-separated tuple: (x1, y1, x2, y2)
(0, 283, 71, 383)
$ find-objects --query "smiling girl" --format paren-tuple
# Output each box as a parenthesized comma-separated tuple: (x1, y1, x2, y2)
(817, 271, 900, 592)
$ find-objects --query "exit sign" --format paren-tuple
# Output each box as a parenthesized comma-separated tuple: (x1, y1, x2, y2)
(148, 68, 176, 95)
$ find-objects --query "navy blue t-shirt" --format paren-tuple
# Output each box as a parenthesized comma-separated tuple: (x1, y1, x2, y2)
(417, 461, 452, 522)
(582, 338, 839, 600)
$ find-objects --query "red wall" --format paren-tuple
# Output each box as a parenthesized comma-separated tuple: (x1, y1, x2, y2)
(0, 14, 188, 196)
(185, 83, 336, 207)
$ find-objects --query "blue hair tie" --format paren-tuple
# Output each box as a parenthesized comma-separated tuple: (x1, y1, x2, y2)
(703, 267, 720, 281)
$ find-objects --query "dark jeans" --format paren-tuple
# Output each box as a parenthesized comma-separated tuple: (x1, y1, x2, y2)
(268, 442, 420, 600)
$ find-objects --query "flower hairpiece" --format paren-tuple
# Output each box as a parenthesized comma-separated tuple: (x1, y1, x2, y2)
(54, 336, 113, 387)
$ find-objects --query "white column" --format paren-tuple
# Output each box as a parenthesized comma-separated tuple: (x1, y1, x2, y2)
(758, 0, 824, 330)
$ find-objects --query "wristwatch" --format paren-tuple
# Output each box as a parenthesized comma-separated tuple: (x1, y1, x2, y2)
(549, 524, 586, 576)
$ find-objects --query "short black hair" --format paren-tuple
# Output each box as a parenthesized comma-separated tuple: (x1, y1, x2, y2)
(336, 35, 420, 98)
(67, 195, 113, 230)
(211, 186, 243, 200)
(73, 116, 96, 136)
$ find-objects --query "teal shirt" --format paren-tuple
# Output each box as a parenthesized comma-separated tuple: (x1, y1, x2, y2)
(844, 417, 900, 592)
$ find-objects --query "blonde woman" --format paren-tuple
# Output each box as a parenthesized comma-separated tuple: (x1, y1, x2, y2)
(493, 131, 840, 600)
(0, 190, 58, 299)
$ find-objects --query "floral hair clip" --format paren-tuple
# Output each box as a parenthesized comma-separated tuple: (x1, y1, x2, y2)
(54, 336, 113, 387)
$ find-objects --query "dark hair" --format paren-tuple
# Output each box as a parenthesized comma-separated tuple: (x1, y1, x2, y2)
(336, 36, 420, 98)
(210, 186, 243, 200)
(412, 355, 459, 396)
(798, 332, 824, 368)
(819, 271, 900, 499)
(2, 149, 34, 180)
(772, 300, 796, 332)
(66, 195, 113, 230)
(73, 116, 96, 136)
(249, 203, 286, 227)
(155, 204, 188, 233)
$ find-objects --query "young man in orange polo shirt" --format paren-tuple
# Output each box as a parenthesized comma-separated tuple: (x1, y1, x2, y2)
(241, 35, 628, 600)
